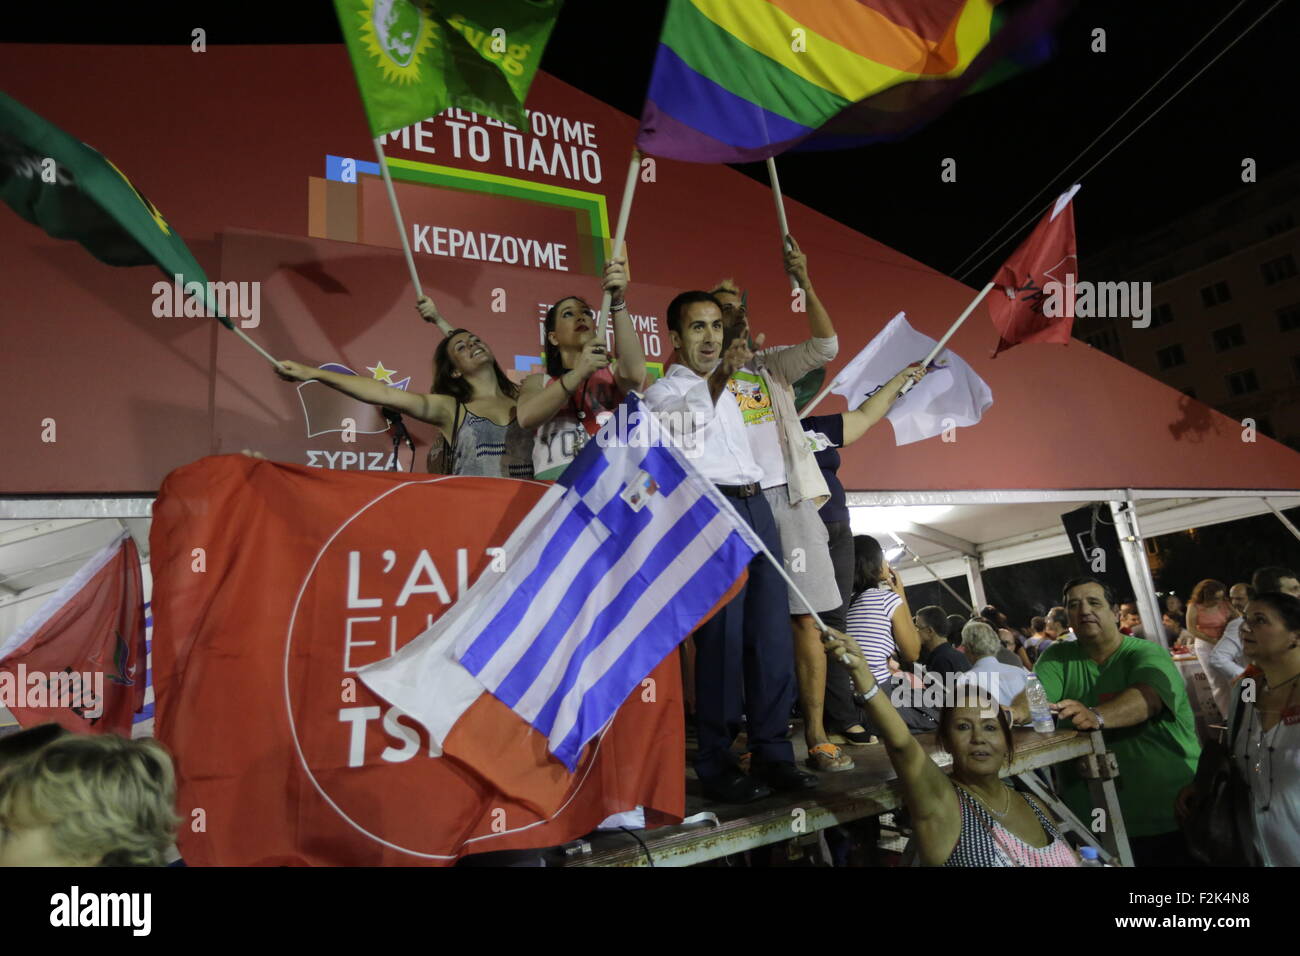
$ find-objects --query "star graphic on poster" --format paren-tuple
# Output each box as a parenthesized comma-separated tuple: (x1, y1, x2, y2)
(367, 361, 397, 384)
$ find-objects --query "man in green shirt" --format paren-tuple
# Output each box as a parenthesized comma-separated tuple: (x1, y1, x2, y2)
(1014, 577, 1200, 866)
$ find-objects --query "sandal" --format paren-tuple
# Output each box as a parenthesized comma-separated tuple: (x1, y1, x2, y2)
(805, 743, 855, 772)
(839, 727, 875, 745)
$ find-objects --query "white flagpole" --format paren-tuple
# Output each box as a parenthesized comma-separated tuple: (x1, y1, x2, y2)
(227, 323, 279, 366)
(195, 286, 280, 366)
(896, 280, 996, 397)
(797, 374, 842, 418)
(766, 157, 798, 290)
(596, 149, 642, 342)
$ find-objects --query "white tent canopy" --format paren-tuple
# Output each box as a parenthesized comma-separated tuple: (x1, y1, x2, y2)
(845, 490, 1300, 609)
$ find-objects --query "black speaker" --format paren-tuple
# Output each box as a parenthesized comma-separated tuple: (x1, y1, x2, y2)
(1060, 503, 1129, 599)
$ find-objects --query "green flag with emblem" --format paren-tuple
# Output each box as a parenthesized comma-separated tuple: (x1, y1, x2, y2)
(334, 0, 564, 138)
(0, 91, 230, 329)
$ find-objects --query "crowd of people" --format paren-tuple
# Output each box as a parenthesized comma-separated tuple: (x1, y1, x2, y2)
(268, 240, 1298, 867)
(5, 244, 1295, 868)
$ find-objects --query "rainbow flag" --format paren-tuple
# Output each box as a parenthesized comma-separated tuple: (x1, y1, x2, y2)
(637, 0, 1072, 163)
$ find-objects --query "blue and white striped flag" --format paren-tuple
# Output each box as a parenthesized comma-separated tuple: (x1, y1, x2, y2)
(360, 393, 763, 771)
(131, 601, 154, 738)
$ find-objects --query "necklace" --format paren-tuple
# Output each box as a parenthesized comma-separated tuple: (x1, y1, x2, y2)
(1261, 669, 1300, 693)
(958, 781, 1011, 818)
(1245, 681, 1295, 812)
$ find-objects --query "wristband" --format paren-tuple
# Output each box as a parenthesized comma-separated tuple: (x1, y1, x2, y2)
(853, 683, 880, 706)
(610, 300, 627, 312)
(1089, 707, 1106, 730)
(558, 374, 572, 396)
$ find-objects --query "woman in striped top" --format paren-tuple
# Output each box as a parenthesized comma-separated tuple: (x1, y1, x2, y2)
(846, 535, 920, 685)
(822, 631, 1082, 867)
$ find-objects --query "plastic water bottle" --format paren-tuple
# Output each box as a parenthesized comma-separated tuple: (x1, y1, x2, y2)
(1079, 846, 1104, 867)
(1024, 674, 1055, 734)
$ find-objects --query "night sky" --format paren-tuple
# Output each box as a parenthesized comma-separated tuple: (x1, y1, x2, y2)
(6, 0, 1296, 279)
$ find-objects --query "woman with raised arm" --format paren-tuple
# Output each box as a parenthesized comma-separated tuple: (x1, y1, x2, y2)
(822, 629, 1082, 867)
(516, 256, 645, 479)
(275, 299, 532, 478)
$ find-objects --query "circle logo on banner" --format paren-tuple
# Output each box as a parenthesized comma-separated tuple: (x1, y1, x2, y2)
(363, 0, 435, 80)
(283, 476, 546, 859)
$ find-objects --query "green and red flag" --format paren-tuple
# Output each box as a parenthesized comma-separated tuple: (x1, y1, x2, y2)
(334, 0, 564, 138)
(0, 92, 228, 327)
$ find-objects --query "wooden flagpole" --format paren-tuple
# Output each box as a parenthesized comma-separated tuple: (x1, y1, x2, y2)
(373, 138, 454, 335)
(766, 157, 798, 290)
(595, 149, 642, 341)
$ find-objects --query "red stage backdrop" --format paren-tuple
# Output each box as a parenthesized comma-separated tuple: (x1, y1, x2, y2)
(6, 44, 1300, 494)
(0, 43, 966, 492)
(150, 455, 684, 865)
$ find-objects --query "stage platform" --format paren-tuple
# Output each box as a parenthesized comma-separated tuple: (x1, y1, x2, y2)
(557, 727, 1107, 867)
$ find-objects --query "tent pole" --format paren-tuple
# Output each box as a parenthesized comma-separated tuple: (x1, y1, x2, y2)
(1262, 497, 1300, 545)
(889, 532, 973, 612)
(1108, 494, 1168, 650)
(910, 553, 974, 614)
(962, 555, 987, 611)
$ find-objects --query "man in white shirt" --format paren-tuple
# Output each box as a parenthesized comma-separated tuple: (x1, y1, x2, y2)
(958, 621, 1028, 707)
(1045, 606, 1076, 642)
(644, 291, 818, 803)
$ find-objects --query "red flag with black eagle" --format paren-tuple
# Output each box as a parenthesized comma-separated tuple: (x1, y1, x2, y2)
(988, 184, 1080, 356)
(0, 532, 147, 735)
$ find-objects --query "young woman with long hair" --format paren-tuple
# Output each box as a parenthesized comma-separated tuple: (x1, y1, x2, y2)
(515, 256, 645, 479)
(276, 298, 532, 477)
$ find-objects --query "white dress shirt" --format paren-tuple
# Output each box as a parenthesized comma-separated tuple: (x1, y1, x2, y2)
(643, 364, 764, 486)
(1205, 617, 1246, 718)
(960, 655, 1029, 707)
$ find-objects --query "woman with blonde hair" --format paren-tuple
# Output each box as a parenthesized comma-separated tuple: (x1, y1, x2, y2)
(0, 733, 178, 866)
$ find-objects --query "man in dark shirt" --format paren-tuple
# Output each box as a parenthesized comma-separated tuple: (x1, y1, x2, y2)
(800, 364, 926, 742)
(916, 605, 971, 677)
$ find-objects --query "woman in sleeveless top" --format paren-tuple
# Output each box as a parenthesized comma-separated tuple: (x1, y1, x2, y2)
(822, 629, 1083, 867)
(276, 298, 532, 479)
(516, 256, 646, 480)
(1187, 578, 1238, 691)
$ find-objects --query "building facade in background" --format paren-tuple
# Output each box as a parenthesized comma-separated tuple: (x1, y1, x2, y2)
(1078, 164, 1300, 449)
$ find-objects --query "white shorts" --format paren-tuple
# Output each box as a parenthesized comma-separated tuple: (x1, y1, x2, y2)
(761, 485, 842, 616)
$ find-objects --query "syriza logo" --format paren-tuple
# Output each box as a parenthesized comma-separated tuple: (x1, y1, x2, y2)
(295, 361, 412, 471)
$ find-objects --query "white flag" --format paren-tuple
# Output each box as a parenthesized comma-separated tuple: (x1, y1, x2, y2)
(830, 312, 993, 445)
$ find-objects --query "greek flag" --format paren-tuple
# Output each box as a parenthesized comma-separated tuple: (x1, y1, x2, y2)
(131, 601, 155, 738)
(360, 393, 762, 771)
